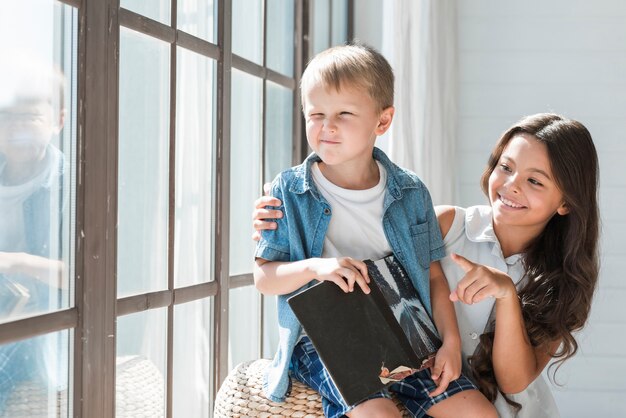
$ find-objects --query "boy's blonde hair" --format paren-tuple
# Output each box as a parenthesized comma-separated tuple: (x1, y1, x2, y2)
(300, 43, 394, 111)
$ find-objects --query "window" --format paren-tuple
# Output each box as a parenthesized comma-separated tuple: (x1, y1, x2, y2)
(0, 0, 350, 416)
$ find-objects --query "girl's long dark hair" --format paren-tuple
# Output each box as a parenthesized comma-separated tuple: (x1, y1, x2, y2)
(470, 113, 600, 408)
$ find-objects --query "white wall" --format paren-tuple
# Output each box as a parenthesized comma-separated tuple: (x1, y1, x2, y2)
(457, 1, 626, 416)
(354, 0, 626, 416)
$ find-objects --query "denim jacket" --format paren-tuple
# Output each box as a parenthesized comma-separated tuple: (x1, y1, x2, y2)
(254, 147, 445, 402)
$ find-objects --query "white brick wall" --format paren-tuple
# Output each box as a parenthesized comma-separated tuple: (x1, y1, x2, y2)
(457, 1, 626, 416)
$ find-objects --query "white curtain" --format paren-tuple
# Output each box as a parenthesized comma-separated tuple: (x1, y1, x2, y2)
(381, 0, 458, 205)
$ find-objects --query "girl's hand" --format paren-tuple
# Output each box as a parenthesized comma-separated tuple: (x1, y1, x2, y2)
(449, 253, 516, 304)
(310, 257, 371, 294)
(252, 182, 283, 241)
(429, 341, 462, 397)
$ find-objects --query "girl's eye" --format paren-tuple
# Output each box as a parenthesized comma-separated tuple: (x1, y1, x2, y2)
(528, 178, 543, 186)
(499, 164, 512, 173)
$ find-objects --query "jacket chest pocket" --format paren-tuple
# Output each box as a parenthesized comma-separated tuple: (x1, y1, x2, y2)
(410, 222, 431, 269)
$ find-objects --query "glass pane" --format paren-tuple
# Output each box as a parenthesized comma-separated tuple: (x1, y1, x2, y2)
(0, 329, 71, 417)
(331, 0, 349, 46)
(175, 48, 215, 287)
(178, 0, 216, 43)
(229, 70, 262, 275)
(264, 82, 293, 182)
(116, 309, 167, 417)
(229, 286, 260, 369)
(0, 0, 77, 323)
(118, 28, 170, 297)
(173, 298, 213, 416)
(120, 0, 171, 25)
(232, 0, 263, 64)
(266, 0, 294, 76)
(313, 0, 330, 54)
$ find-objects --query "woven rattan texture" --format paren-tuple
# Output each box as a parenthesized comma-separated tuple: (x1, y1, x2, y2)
(214, 359, 410, 418)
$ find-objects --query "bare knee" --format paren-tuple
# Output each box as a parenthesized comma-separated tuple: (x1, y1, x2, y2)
(427, 389, 497, 418)
(346, 398, 402, 418)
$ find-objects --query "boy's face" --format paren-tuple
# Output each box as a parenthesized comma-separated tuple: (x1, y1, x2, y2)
(302, 82, 393, 168)
(0, 100, 60, 163)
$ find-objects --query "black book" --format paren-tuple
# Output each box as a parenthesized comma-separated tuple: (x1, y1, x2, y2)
(287, 255, 442, 406)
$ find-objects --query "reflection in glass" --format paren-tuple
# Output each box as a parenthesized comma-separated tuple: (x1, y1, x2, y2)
(0, 330, 71, 417)
(266, 0, 295, 76)
(178, 0, 216, 43)
(118, 28, 170, 297)
(232, 0, 263, 64)
(264, 82, 293, 182)
(229, 287, 260, 370)
(120, 0, 171, 25)
(0, 1, 77, 413)
(173, 298, 213, 416)
(117, 309, 167, 417)
(175, 48, 215, 287)
(229, 70, 262, 275)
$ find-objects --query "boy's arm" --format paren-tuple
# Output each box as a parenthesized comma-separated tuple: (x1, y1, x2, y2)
(254, 257, 370, 296)
(428, 259, 462, 397)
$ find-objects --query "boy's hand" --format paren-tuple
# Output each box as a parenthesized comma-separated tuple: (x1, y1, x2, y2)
(311, 257, 371, 294)
(428, 341, 462, 397)
(449, 253, 516, 304)
(252, 182, 283, 241)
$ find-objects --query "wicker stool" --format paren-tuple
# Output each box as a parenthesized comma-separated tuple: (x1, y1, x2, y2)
(214, 359, 410, 417)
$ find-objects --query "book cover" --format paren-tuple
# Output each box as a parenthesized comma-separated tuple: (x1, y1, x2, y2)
(287, 255, 441, 406)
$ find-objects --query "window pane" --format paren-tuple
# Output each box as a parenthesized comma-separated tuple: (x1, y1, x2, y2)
(0, 0, 77, 323)
(116, 309, 167, 417)
(331, 0, 348, 45)
(229, 70, 262, 275)
(264, 82, 293, 182)
(178, 0, 216, 43)
(120, 0, 171, 25)
(313, 0, 330, 54)
(175, 48, 215, 287)
(118, 28, 170, 297)
(229, 286, 260, 369)
(173, 298, 213, 416)
(232, 0, 263, 64)
(0, 329, 71, 417)
(266, 0, 294, 76)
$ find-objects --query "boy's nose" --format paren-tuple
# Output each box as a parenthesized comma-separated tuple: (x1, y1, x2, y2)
(323, 119, 337, 133)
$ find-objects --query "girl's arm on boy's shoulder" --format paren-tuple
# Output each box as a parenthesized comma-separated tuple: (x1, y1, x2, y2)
(435, 205, 456, 240)
(253, 257, 370, 296)
(427, 260, 462, 397)
(492, 294, 562, 394)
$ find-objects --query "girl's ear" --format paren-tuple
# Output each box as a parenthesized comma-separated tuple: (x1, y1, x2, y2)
(557, 203, 570, 216)
(375, 106, 394, 135)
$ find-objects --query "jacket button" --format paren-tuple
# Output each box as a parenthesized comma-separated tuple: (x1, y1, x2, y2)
(470, 332, 478, 340)
(323, 208, 331, 215)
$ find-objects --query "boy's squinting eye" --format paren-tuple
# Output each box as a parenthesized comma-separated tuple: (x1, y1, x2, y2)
(339, 111, 353, 116)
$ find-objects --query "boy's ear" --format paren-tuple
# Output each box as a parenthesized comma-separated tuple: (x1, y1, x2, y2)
(375, 106, 394, 135)
(557, 202, 569, 216)
(52, 109, 66, 135)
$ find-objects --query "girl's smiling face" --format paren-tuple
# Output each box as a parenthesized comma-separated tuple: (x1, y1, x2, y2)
(488, 133, 569, 236)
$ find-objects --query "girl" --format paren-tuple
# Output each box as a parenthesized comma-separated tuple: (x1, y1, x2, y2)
(252, 113, 600, 417)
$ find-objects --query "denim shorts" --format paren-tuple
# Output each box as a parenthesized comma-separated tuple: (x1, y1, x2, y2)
(289, 336, 477, 418)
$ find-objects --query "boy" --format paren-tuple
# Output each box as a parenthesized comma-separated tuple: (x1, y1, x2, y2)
(254, 44, 496, 418)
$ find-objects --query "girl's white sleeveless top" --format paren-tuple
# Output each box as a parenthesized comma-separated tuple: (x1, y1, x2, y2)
(439, 205, 560, 418)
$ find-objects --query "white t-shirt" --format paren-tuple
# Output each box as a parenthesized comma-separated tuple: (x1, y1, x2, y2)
(311, 161, 392, 260)
(440, 205, 560, 418)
